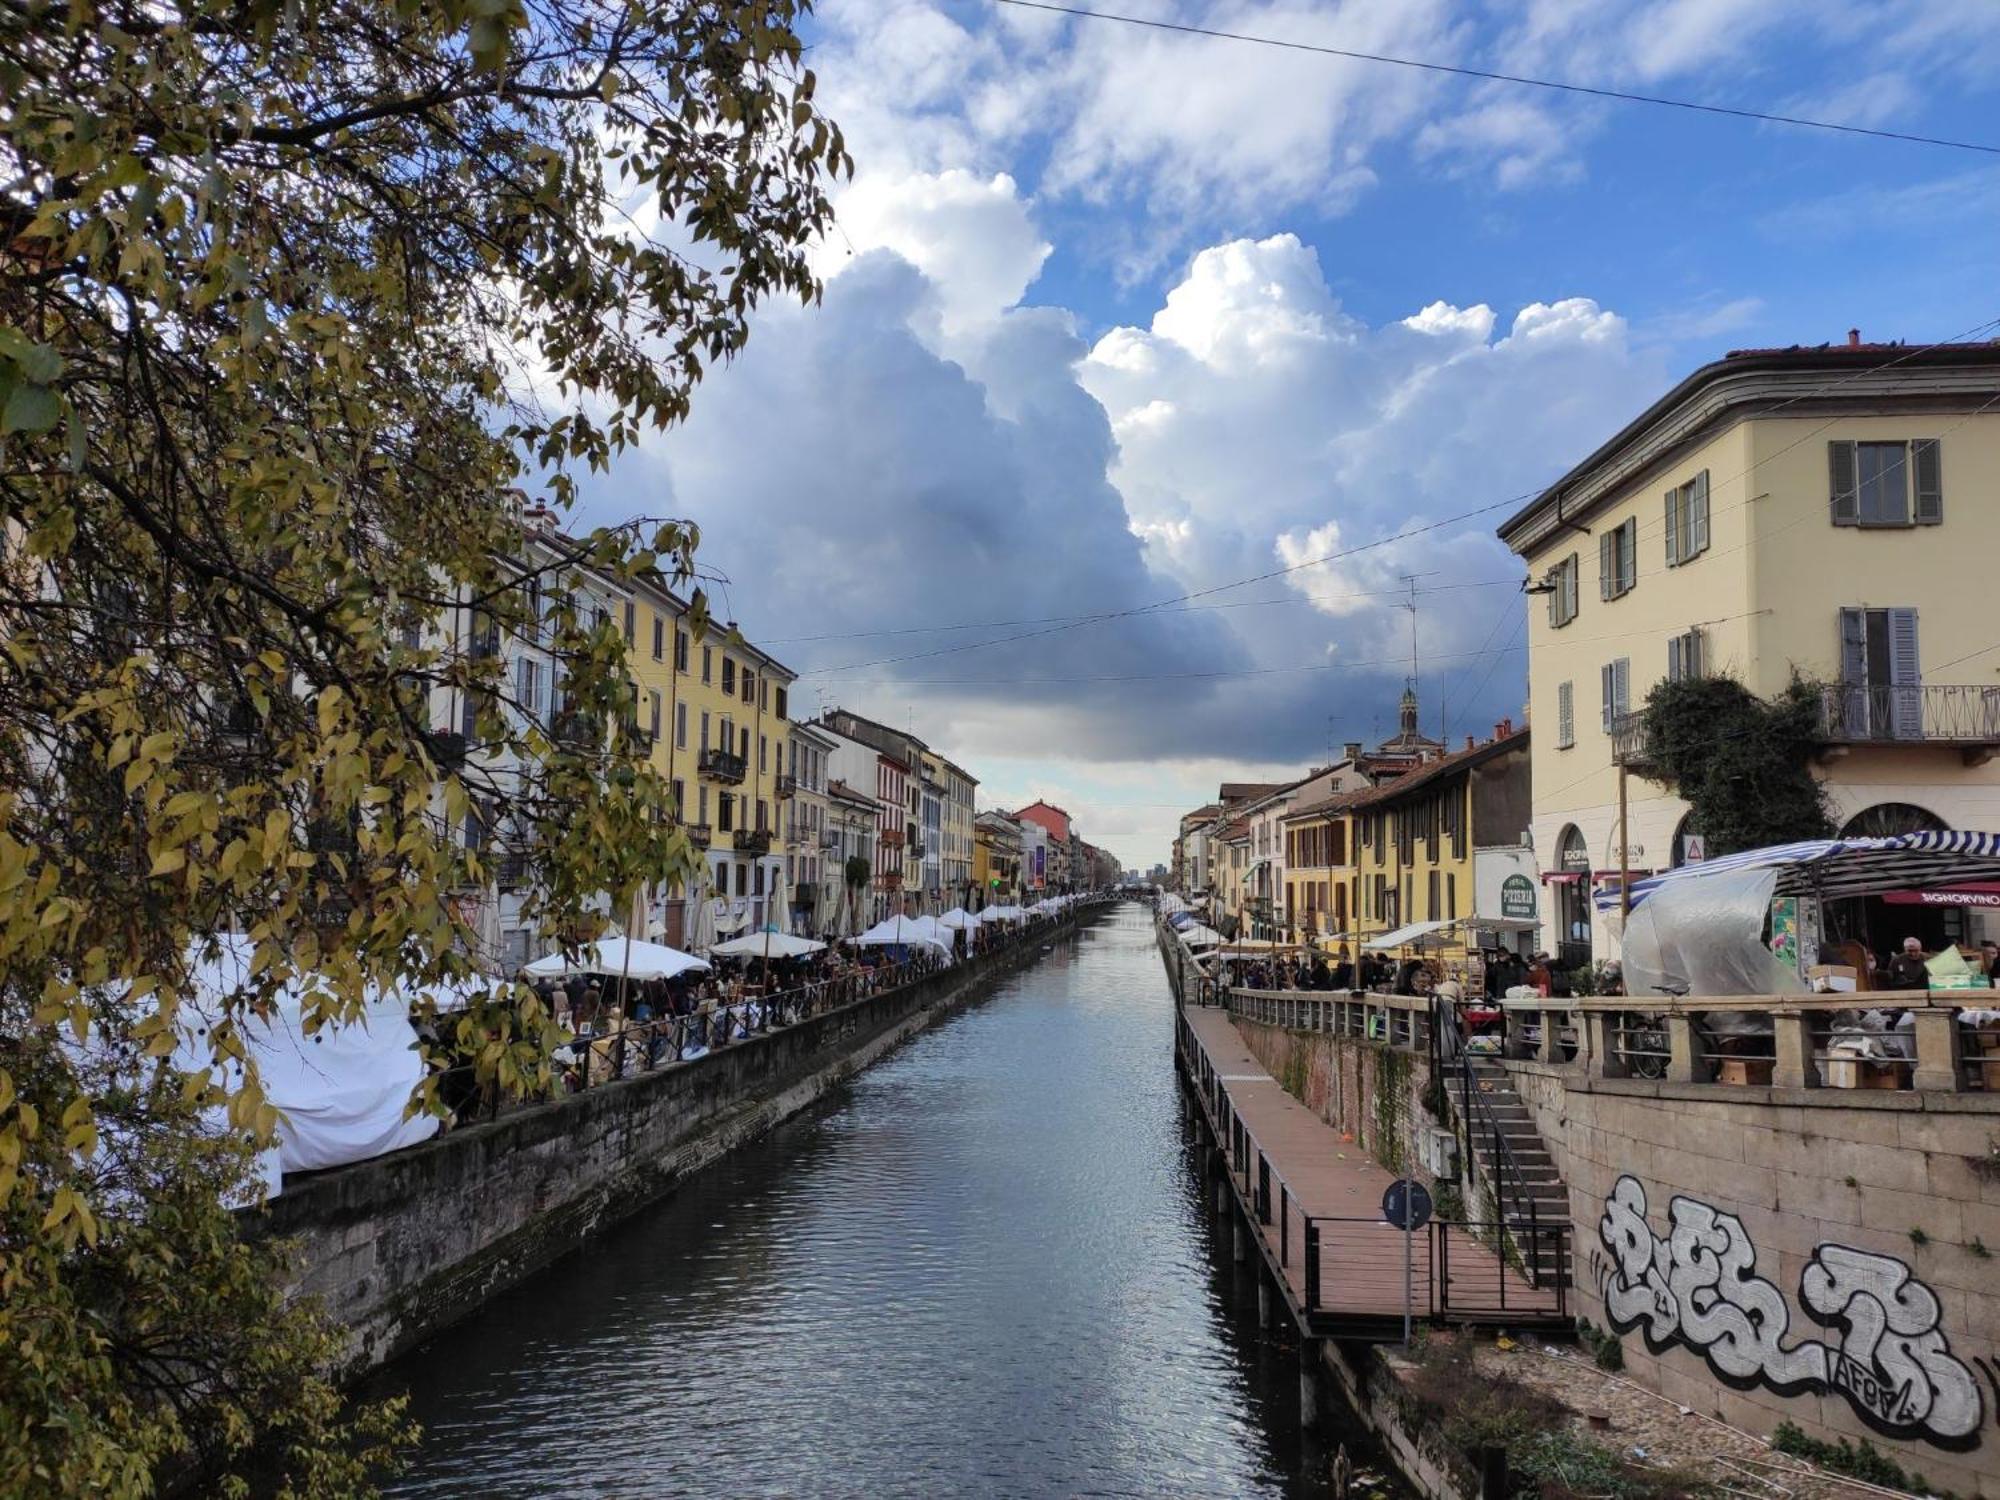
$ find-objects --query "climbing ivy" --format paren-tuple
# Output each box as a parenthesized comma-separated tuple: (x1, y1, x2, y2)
(1373, 1047, 1410, 1175)
(1638, 675, 1833, 856)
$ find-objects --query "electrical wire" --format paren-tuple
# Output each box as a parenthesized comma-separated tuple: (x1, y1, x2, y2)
(991, 0, 2000, 156)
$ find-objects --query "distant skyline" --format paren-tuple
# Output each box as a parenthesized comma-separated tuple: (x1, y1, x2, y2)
(577, 0, 2000, 867)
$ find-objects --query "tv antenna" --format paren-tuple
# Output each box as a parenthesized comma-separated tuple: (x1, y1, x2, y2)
(1398, 572, 1440, 737)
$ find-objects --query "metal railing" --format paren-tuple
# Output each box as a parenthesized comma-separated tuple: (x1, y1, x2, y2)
(1817, 682, 2000, 745)
(1456, 1051, 1564, 1290)
(698, 747, 747, 782)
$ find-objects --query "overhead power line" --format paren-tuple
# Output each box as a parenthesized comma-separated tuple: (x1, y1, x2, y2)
(992, 0, 2000, 156)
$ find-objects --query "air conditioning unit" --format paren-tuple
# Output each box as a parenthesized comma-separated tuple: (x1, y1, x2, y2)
(1419, 1127, 1460, 1183)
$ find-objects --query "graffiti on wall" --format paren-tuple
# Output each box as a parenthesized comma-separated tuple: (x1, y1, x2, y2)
(1596, 1175, 1985, 1448)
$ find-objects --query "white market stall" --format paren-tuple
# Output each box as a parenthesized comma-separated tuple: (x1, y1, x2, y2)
(523, 936, 710, 982)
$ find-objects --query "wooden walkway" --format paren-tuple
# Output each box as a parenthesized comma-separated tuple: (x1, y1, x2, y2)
(1177, 1003, 1569, 1339)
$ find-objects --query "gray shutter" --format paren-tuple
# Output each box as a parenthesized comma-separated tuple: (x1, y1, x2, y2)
(1912, 440, 1942, 525)
(1557, 681, 1573, 746)
(1889, 608, 1922, 739)
(1619, 520, 1636, 591)
(1564, 553, 1578, 621)
(1691, 471, 1709, 555)
(1601, 663, 1614, 731)
(1829, 441, 1859, 524)
(1599, 531, 1615, 599)
(1667, 634, 1683, 682)
(1837, 607, 1867, 736)
(1665, 488, 1682, 566)
(1614, 657, 1630, 718)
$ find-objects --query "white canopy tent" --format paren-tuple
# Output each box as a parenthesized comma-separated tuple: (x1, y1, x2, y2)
(978, 904, 1026, 924)
(708, 929, 826, 960)
(936, 907, 979, 930)
(852, 914, 953, 956)
(523, 936, 710, 982)
(1178, 924, 1225, 950)
(1367, 918, 1456, 949)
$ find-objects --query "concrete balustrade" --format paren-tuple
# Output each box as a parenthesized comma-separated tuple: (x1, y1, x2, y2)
(1225, 986, 2000, 1097)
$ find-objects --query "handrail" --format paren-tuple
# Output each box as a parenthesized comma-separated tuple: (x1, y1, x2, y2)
(1457, 1050, 1549, 1287)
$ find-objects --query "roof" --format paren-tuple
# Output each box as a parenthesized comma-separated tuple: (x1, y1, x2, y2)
(1347, 727, 1530, 812)
(1219, 782, 1284, 802)
(1497, 339, 2000, 553)
(1282, 786, 1373, 822)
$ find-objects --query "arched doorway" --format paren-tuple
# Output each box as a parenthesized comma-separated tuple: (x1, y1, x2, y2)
(1554, 824, 1592, 971)
(1830, 803, 1956, 959)
(1840, 803, 1948, 838)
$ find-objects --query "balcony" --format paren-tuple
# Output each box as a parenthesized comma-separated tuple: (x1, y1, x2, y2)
(791, 881, 818, 909)
(910, 842, 926, 859)
(775, 774, 797, 798)
(733, 828, 772, 855)
(683, 822, 712, 848)
(1816, 684, 2000, 765)
(699, 747, 747, 784)
(876, 870, 902, 889)
(879, 828, 906, 848)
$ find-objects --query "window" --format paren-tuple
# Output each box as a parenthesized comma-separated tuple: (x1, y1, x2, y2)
(1667, 627, 1706, 683)
(1427, 869, 1440, 920)
(674, 628, 689, 672)
(735, 862, 747, 897)
(651, 615, 664, 660)
(759, 735, 768, 772)
(1547, 553, 1579, 627)
(722, 656, 736, 693)
(759, 678, 768, 711)
(1556, 681, 1574, 748)
(622, 600, 635, 646)
(648, 689, 662, 742)
(1599, 517, 1637, 599)
(675, 701, 688, 749)
(1838, 607, 1922, 737)
(757, 799, 768, 831)
(719, 715, 732, 757)
(718, 794, 735, 833)
(702, 646, 713, 684)
(516, 657, 540, 721)
(742, 669, 755, 705)
(1600, 657, 1630, 731)
(775, 687, 788, 720)
(697, 785, 709, 824)
(754, 863, 765, 897)
(740, 727, 750, 759)
(1664, 471, 1710, 565)
(1446, 873, 1457, 920)
(1830, 439, 1942, 527)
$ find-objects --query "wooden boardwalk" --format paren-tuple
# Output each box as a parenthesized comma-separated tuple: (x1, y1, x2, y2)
(1177, 1003, 1569, 1339)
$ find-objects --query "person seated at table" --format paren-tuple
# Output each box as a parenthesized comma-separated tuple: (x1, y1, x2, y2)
(1885, 936, 1930, 991)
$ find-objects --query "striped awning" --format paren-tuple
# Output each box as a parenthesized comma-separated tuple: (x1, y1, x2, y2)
(1596, 831, 2000, 912)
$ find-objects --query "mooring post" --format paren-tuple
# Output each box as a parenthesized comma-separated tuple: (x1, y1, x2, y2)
(1298, 1342, 1321, 1431)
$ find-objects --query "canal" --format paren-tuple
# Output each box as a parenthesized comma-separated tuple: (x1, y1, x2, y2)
(380, 905, 1378, 1497)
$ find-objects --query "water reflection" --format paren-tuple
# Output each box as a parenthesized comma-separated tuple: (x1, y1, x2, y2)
(380, 906, 1382, 1498)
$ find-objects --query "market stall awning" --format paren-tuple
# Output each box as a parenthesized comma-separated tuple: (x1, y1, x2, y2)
(523, 937, 710, 981)
(707, 930, 826, 959)
(1599, 831, 2000, 912)
(1368, 918, 1455, 948)
(1457, 915, 1540, 933)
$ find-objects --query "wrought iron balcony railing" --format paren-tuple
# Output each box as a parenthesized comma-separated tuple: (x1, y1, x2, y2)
(1817, 683, 2000, 750)
(774, 773, 797, 798)
(683, 822, 712, 847)
(698, 748, 747, 784)
(732, 828, 772, 855)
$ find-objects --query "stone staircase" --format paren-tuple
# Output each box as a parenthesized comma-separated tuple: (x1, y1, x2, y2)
(1461, 1058, 1572, 1286)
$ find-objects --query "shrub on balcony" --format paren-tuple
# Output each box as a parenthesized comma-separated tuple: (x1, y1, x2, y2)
(1638, 674, 1832, 856)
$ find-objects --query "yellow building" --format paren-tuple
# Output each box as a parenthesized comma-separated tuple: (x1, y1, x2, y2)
(1349, 728, 1531, 964)
(1499, 337, 2000, 967)
(1282, 791, 1360, 944)
(623, 581, 795, 945)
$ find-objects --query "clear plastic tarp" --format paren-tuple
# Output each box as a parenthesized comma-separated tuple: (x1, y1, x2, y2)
(1618, 864, 1804, 1011)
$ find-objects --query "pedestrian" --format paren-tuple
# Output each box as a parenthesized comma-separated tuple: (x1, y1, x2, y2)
(1885, 936, 1929, 991)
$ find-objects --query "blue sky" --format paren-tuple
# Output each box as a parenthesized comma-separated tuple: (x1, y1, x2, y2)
(582, 0, 2000, 868)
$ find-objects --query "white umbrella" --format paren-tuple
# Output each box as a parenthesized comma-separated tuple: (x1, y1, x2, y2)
(979, 904, 1024, 924)
(523, 936, 709, 982)
(852, 915, 951, 955)
(936, 907, 978, 930)
(709, 930, 826, 959)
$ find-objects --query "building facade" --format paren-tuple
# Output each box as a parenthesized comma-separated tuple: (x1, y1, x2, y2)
(973, 810, 1022, 905)
(1499, 337, 2000, 966)
(785, 721, 836, 936)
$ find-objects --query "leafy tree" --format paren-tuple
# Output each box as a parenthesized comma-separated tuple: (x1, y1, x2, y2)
(0, 1, 846, 1493)
(1637, 675, 1834, 857)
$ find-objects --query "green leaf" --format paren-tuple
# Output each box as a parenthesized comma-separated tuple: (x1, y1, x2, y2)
(2, 382, 60, 435)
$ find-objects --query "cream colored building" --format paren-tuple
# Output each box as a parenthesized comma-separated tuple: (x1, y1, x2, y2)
(1499, 336, 2000, 967)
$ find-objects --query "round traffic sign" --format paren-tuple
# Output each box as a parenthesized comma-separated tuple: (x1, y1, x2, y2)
(1382, 1178, 1433, 1231)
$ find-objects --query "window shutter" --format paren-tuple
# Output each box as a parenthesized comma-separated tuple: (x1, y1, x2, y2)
(1599, 531, 1615, 600)
(1601, 662, 1614, 731)
(1829, 441, 1859, 524)
(1912, 440, 1942, 525)
(1557, 681, 1573, 746)
(1619, 520, 1636, 591)
(1665, 489, 1681, 566)
(1691, 471, 1709, 555)
(1889, 608, 1922, 739)
(1614, 657, 1630, 718)
(1667, 634, 1683, 682)
(1690, 628, 1705, 680)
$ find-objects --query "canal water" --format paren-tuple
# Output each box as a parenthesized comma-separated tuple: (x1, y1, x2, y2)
(380, 905, 1382, 1498)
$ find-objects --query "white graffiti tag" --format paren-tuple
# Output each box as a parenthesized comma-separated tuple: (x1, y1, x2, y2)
(1598, 1176, 1984, 1446)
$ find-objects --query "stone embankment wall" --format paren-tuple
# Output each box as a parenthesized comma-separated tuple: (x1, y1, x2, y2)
(1230, 1018, 1445, 1199)
(1503, 1061, 2000, 1499)
(256, 919, 1088, 1373)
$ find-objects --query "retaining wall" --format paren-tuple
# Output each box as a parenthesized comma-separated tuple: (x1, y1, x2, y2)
(254, 918, 1088, 1372)
(1505, 1060, 2000, 1498)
